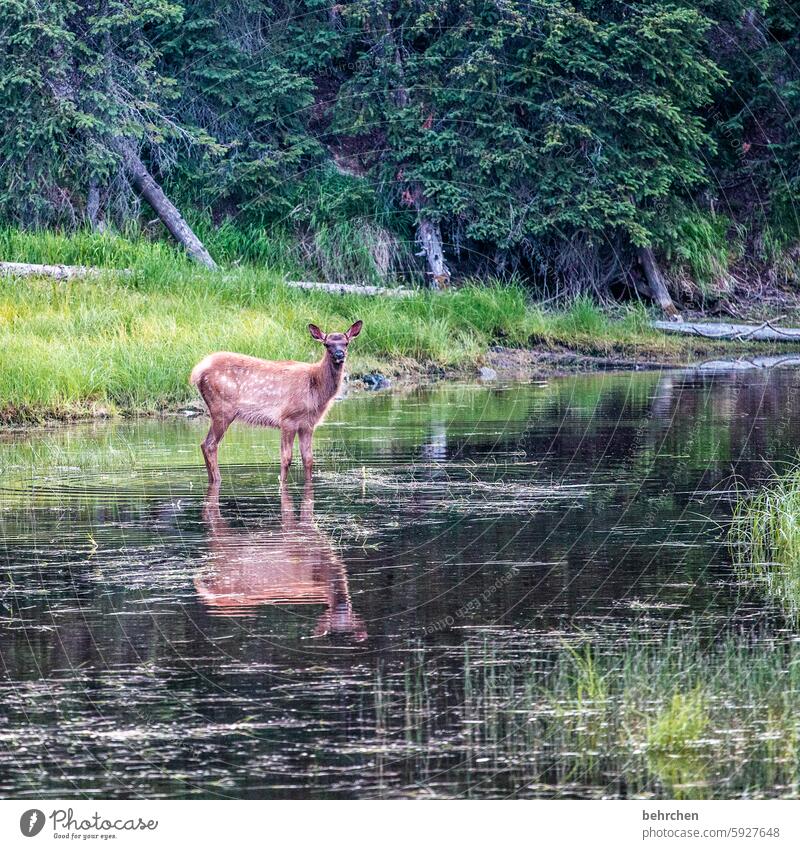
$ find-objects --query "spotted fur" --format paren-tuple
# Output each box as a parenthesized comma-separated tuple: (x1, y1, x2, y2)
(190, 321, 362, 484)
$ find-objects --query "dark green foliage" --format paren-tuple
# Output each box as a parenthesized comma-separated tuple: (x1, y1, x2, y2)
(706, 3, 800, 256)
(157, 1, 328, 222)
(334, 1, 747, 291)
(0, 1, 797, 295)
(0, 1, 185, 226)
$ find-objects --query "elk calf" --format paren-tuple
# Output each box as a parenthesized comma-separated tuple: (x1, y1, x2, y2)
(190, 320, 362, 484)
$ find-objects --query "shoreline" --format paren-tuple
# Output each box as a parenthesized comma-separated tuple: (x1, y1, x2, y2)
(3, 341, 797, 429)
(4, 242, 800, 427)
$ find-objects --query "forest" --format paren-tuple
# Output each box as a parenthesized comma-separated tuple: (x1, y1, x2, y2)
(1, 1, 798, 317)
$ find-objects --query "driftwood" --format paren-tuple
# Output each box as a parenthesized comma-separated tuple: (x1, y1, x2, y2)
(653, 318, 800, 342)
(0, 261, 131, 279)
(0, 264, 413, 298)
(286, 280, 413, 297)
(697, 354, 800, 371)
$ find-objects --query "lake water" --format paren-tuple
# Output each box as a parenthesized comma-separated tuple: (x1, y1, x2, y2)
(2, 367, 800, 798)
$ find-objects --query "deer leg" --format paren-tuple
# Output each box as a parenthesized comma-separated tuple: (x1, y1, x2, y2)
(279, 481, 296, 529)
(201, 481, 223, 530)
(298, 426, 314, 481)
(300, 479, 314, 523)
(201, 415, 232, 485)
(280, 427, 297, 484)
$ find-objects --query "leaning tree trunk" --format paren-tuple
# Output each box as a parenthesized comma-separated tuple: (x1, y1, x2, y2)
(637, 246, 680, 321)
(417, 218, 450, 289)
(112, 139, 217, 270)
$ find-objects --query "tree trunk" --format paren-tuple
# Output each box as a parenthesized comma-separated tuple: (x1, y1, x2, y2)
(112, 139, 217, 270)
(637, 246, 680, 321)
(652, 318, 800, 341)
(417, 218, 450, 289)
(87, 179, 101, 231)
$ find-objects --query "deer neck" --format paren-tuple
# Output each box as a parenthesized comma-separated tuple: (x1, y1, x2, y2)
(312, 353, 345, 403)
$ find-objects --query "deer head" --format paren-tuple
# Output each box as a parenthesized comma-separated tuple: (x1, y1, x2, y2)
(308, 320, 363, 367)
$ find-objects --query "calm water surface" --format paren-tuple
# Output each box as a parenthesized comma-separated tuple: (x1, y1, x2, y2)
(1, 367, 800, 798)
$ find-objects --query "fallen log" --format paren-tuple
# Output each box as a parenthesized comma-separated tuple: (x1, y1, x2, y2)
(0, 261, 131, 279)
(286, 280, 414, 297)
(653, 318, 800, 342)
(0, 264, 415, 297)
(697, 354, 800, 371)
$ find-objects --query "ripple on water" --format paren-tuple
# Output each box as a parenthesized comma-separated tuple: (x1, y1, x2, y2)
(1, 371, 800, 797)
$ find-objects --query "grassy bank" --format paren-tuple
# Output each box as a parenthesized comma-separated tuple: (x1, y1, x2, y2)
(0, 228, 771, 421)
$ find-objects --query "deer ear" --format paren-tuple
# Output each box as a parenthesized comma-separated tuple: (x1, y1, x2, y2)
(346, 320, 363, 339)
(308, 324, 325, 342)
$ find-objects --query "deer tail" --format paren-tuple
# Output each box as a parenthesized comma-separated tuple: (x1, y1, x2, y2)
(190, 355, 213, 388)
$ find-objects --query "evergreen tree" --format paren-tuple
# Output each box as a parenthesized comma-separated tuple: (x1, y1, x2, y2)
(333, 0, 749, 297)
(0, 1, 182, 226)
(0, 1, 796, 301)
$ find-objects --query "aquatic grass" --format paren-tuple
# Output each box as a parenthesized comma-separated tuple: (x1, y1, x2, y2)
(646, 689, 710, 753)
(732, 464, 800, 621)
(369, 631, 800, 798)
(568, 644, 609, 708)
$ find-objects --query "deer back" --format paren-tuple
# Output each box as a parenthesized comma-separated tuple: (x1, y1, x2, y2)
(191, 352, 342, 429)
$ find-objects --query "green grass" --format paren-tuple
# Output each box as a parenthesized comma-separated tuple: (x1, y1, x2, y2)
(732, 464, 800, 621)
(662, 211, 741, 298)
(0, 227, 763, 422)
(647, 688, 710, 753)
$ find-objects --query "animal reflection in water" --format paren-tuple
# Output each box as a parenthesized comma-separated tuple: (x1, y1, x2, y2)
(196, 484, 367, 641)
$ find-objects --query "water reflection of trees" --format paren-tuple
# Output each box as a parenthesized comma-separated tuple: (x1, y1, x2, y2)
(381, 370, 800, 631)
(4, 370, 800, 666)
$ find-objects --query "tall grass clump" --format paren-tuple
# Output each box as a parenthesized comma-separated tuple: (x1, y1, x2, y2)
(526, 297, 656, 354)
(0, 226, 186, 270)
(732, 464, 800, 621)
(193, 220, 301, 272)
(646, 688, 710, 753)
(662, 212, 740, 299)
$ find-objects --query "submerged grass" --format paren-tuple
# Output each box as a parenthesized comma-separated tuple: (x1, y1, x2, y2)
(646, 689, 710, 753)
(373, 630, 800, 798)
(0, 227, 766, 421)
